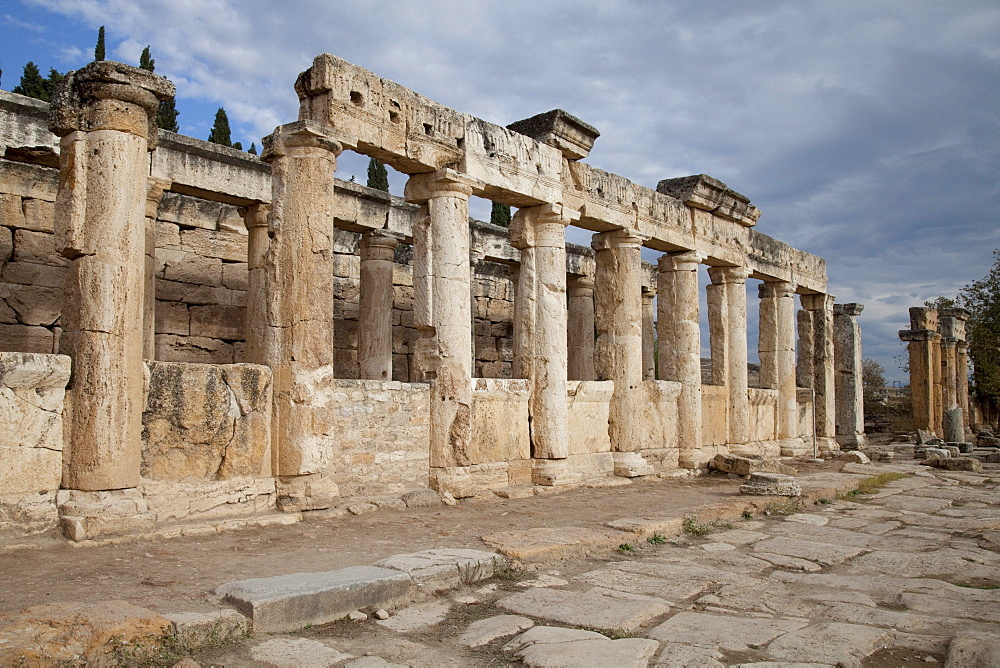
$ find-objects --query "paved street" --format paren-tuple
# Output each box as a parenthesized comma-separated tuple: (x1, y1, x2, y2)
(193, 461, 999, 667)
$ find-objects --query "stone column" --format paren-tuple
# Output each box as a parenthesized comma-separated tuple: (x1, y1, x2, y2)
(833, 303, 866, 450)
(800, 293, 837, 448)
(50, 62, 173, 491)
(593, 228, 653, 477)
(657, 251, 705, 468)
(956, 340, 971, 434)
(899, 307, 942, 436)
(759, 281, 798, 443)
(358, 230, 397, 380)
(567, 274, 596, 381)
(239, 202, 270, 364)
(259, 121, 341, 479)
(143, 178, 170, 360)
(642, 284, 656, 381)
(404, 169, 477, 471)
(511, 204, 579, 485)
(708, 266, 750, 446)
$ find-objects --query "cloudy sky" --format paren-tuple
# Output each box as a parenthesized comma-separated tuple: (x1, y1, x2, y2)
(4, 0, 997, 383)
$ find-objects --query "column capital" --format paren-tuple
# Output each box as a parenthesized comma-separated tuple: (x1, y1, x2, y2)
(568, 274, 595, 295)
(238, 202, 270, 230)
(941, 337, 958, 348)
(510, 203, 580, 250)
(50, 61, 175, 145)
(642, 284, 657, 299)
(833, 302, 864, 317)
(707, 265, 750, 285)
(144, 177, 172, 218)
(403, 168, 479, 204)
(591, 228, 648, 251)
(262, 120, 342, 161)
(361, 229, 399, 262)
(758, 280, 795, 299)
(658, 250, 705, 273)
(801, 292, 836, 311)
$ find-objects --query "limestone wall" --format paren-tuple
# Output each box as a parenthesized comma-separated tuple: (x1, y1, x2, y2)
(747, 388, 779, 443)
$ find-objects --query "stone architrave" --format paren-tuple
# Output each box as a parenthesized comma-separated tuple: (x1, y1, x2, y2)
(641, 284, 656, 381)
(833, 303, 866, 450)
(143, 178, 170, 360)
(567, 274, 597, 381)
(404, 169, 478, 470)
(510, 204, 580, 485)
(49, 61, 174, 491)
(799, 293, 837, 448)
(657, 251, 705, 468)
(758, 281, 797, 443)
(593, 228, 653, 477)
(239, 202, 270, 364)
(259, 121, 342, 477)
(708, 266, 750, 446)
(358, 230, 398, 380)
(899, 307, 942, 436)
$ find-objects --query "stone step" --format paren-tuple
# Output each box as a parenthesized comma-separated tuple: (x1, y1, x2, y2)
(216, 565, 414, 633)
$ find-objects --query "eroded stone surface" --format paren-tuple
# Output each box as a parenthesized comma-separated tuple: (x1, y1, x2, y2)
(504, 626, 659, 667)
(459, 615, 534, 648)
(498, 587, 670, 632)
(646, 611, 807, 650)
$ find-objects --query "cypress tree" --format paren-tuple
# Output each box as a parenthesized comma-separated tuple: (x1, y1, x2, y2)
(139, 45, 154, 71)
(13, 62, 47, 100)
(95, 26, 106, 61)
(490, 202, 511, 227)
(248, 143, 257, 155)
(366, 157, 389, 191)
(207, 107, 232, 147)
(156, 97, 180, 132)
(43, 68, 65, 101)
(233, 141, 243, 151)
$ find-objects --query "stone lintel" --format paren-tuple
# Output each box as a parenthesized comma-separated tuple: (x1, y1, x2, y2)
(833, 303, 864, 317)
(899, 329, 939, 342)
(655, 174, 760, 227)
(506, 109, 600, 161)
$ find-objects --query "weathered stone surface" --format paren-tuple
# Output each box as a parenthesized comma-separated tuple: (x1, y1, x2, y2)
(711, 453, 797, 476)
(459, 614, 534, 648)
(216, 566, 414, 633)
(740, 472, 801, 496)
(165, 609, 249, 645)
(249, 637, 353, 667)
(654, 643, 725, 667)
(375, 548, 497, 591)
(58, 488, 157, 541)
(0, 600, 170, 665)
(503, 625, 659, 668)
(921, 456, 983, 473)
(375, 600, 450, 632)
(647, 611, 807, 650)
(497, 587, 670, 632)
(765, 622, 893, 666)
(142, 362, 272, 481)
(945, 633, 1000, 667)
(751, 536, 864, 565)
(141, 477, 276, 524)
(482, 526, 625, 562)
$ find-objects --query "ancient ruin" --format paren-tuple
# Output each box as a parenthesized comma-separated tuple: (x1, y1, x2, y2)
(0, 55, 870, 542)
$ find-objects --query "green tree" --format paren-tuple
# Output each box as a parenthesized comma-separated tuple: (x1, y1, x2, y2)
(95, 26, 106, 61)
(490, 201, 511, 227)
(958, 249, 1000, 406)
(207, 107, 232, 147)
(248, 142, 257, 155)
(862, 358, 886, 412)
(233, 141, 243, 151)
(13, 62, 47, 100)
(139, 45, 154, 71)
(366, 157, 389, 191)
(156, 97, 180, 132)
(924, 296, 956, 311)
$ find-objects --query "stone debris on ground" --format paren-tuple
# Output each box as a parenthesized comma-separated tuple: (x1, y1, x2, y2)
(1, 456, 999, 666)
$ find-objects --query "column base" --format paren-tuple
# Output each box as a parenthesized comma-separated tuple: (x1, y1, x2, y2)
(531, 459, 581, 486)
(612, 451, 654, 478)
(58, 488, 156, 541)
(835, 433, 868, 451)
(275, 473, 340, 512)
(816, 436, 840, 453)
(777, 438, 811, 457)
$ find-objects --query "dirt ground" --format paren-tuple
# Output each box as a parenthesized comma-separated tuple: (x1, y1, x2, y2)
(0, 459, 844, 617)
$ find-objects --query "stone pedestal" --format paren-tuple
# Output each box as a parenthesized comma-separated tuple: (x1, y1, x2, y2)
(799, 293, 837, 449)
(49, 61, 174, 492)
(358, 230, 398, 380)
(593, 229, 652, 477)
(708, 266, 750, 446)
(259, 121, 342, 479)
(657, 251, 705, 468)
(758, 281, 798, 446)
(833, 303, 866, 450)
(405, 169, 477, 472)
(511, 204, 579, 485)
(567, 274, 597, 381)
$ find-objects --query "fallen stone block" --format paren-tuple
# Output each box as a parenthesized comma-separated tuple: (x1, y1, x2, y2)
(215, 566, 414, 633)
(839, 451, 871, 464)
(739, 472, 801, 497)
(710, 453, 797, 476)
(920, 456, 983, 473)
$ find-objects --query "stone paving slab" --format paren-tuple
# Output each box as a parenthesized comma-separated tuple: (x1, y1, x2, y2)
(458, 614, 534, 648)
(481, 525, 625, 562)
(215, 566, 414, 632)
(497, 586, 670, 632)
(374, 548, 497, 592)
(646, 610, 808, 651)
(249, 637, 353, 667)
(750, 536, 865, 565)
(504, 626, 659, 668)
(764, 622, 893, 667)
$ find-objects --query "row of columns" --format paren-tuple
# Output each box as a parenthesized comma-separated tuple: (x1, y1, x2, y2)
(49, 63, 863, 497)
